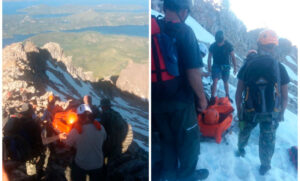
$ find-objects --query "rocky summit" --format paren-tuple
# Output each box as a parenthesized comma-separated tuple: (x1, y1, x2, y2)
(2, 41, 148, 180)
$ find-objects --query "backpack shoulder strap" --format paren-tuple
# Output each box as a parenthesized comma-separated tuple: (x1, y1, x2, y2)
(152, 16, 166, 35)
(275, 59, 282, 109)
(151, 16, 160, 35)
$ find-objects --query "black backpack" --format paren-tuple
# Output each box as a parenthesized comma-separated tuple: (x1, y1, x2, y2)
(151, 15, 181, 100)
(243, 55, 281, 113)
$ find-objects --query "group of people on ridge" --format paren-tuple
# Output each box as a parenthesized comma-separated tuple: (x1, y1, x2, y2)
(152, 0, 290, 180)
(3, 94, 129, 181)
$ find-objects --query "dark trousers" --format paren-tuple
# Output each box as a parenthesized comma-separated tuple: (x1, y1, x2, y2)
(71, 162, 103, 181)
(152, 103, 201, 180)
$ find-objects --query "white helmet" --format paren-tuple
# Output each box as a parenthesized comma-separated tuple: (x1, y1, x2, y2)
(198, 42, 208, 57)
(77, 104, 92, 115)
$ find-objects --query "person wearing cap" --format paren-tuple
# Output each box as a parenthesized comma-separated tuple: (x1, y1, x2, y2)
(235, 29, 290, 175)
(65, 104, 106, 181)
(99, 99, 128, 161)
(152, 0, 209, 180)
(208, 30, 237, 102)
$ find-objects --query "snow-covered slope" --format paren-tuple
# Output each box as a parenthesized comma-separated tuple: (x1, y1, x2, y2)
(45, 59, 149, 151)
(152, 10, 298, 181)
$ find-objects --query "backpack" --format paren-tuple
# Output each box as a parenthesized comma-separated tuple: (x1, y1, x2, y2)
(243, 55, 281, 113)
(151, 15, 181, 100)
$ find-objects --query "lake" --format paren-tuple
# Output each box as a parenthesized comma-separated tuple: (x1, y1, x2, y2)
(2, 25, 148, 48)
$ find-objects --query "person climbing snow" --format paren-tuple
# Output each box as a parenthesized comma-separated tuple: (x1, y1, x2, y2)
(208, 30, 237, 102)
(151, 0, 208, 180)
(235, 29, 290, 175)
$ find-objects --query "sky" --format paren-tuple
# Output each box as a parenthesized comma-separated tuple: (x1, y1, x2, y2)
(229, 0, 299, 46)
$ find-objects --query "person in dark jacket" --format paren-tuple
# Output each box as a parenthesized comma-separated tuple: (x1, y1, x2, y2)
(100, 99, 128, 161)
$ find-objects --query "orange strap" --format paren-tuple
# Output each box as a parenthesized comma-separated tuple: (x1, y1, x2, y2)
(93, 120, 102, 130)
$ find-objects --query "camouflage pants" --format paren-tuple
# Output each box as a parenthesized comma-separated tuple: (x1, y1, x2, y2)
(238, 112, 279, 167)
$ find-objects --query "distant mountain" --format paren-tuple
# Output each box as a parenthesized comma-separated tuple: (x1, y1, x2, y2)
(116, 61, 149, 99)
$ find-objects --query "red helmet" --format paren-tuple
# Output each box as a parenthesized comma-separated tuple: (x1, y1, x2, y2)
(204, 108, 219, 125)
(257, 29, 278, 46)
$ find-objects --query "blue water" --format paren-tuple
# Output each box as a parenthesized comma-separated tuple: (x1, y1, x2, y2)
(3, 34, 35, 48)
(3, 0, 148, 15)
(2, 25, 148, 48)
(2, 0, 149, 47)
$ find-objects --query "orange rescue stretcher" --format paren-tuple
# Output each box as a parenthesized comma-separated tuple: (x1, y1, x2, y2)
(198, 97, 234, 143)
(52, 110, 78, 134)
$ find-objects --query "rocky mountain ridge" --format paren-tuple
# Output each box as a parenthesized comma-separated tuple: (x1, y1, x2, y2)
(2, 41, 148, 150)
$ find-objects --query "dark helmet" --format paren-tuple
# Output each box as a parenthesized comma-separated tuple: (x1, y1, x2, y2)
(215, 30, 224, 43)
(163, 0, 192, 11)
(100, 98, 111, 107)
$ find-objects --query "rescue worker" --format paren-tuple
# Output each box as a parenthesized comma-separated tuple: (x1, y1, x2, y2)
(65, 104, 106, 181)
(100, 99, 128, 161)
(235, 29, 290, 175)
(208, 30, 237, 101)
(151, 0, 208, 180)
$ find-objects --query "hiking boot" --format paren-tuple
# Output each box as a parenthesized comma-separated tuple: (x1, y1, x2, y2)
(195, 169, 209, 180)
(259, 165, 271, 175)
(236, 148, 246, 157)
